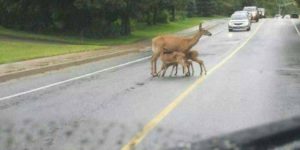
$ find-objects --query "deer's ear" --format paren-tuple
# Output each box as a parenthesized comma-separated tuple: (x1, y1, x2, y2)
(199, 23, 202, 30)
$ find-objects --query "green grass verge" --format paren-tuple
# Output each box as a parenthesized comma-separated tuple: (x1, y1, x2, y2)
(0, 41, 101, 64)
(0, 16, 222, 64)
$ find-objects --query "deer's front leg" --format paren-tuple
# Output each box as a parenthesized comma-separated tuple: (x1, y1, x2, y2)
(151, 53, 160, 77)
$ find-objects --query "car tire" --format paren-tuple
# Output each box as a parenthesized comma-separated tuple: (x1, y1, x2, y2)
(247, 27, 251, 31)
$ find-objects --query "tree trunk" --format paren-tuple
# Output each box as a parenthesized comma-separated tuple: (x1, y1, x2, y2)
(171, 5, 176, 21)
(146, 13, 152, 25)
(153, 7, 158, 25)
(121, 13, 131, 36)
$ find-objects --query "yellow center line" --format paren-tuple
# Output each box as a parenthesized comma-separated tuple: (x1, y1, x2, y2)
(121, 20, 265, 150)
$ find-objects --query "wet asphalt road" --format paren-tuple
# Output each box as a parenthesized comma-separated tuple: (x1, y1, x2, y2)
(0, 18, 300, 150)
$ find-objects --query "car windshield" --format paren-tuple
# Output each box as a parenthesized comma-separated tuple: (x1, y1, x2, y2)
(235, 11, 246, 13)
(231, 14, 247, 20)
(234, 12, 248, 15)
(244, 7, 256, 11)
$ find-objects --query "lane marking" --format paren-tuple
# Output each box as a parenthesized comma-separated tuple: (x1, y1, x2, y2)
(0, 56, 151, 102)
(292, 19, 300, 38)
(121, 20, 265, 150)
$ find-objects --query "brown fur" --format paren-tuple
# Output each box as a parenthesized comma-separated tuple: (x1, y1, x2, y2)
(151, 23, 212, 77)
(187, 50, 207, 75)
(168, 50, 206, 76)
(157, 52, 189, 77)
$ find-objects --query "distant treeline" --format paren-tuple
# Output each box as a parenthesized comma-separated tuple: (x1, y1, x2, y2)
(0, 0, 278, 38)
(296, 0, 300, 7)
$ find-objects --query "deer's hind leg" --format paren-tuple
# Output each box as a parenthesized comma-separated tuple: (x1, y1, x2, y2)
(161, 66, 167, 77)
(157, 64, 165, 77)
(201, 61, 207, 75)
(191, 58, 206, 75)
(170, 64, 178, 77)
(178, 59, 189, 77)
(189, 61, 194, 76)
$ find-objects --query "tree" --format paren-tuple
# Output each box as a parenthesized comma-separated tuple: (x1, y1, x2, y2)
(187, 0, 197, 17)
(295, 0, 300, 7)
(0, 0, 280, 38)
(195, 0, 218, 16)
(163, 0, 188, 21)
(240, 0, 257, 6)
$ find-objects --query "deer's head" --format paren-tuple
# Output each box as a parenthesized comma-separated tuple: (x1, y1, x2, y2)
(199, 23, 212, 36)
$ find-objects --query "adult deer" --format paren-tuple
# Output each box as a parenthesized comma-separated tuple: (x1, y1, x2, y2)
(151, 23, 212, 77)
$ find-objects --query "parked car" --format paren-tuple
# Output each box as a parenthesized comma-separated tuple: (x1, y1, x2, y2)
(284, 14, 291, 19)
(233, 10, 251, 21)
(228, 13, 251, 32)
(291, 13, 299, 19)
(243, 6, 260, 22)
(274, 14, 282, 18)
(258, 8, 266, 18)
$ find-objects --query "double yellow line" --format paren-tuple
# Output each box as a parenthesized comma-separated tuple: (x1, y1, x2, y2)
(121, 20, 265, 150)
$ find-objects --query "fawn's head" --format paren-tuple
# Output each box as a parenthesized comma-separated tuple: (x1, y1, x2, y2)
(199, 23, 212, 36)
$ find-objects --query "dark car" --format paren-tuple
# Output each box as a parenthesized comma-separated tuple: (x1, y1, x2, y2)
(291, 13, 299, 19)
(243, 6, 260, 22)
(258, 8, 266, 18)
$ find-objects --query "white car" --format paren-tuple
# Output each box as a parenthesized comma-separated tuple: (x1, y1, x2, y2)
(274, 14, 282, 18)
(228, 13, 251, 32)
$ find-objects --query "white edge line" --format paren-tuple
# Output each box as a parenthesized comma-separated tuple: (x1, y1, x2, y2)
(292, 19, 300, 37)
(0, 56, 151, 102)
(2, 50, 137, 76)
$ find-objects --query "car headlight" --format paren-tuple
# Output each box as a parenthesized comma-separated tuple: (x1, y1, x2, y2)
(252, 12, 257, 16)
(229, 21, 234, 26)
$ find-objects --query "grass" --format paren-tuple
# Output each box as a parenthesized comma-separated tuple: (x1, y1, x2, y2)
(0, 16, 222, 64)
(0, 41, 101, 64)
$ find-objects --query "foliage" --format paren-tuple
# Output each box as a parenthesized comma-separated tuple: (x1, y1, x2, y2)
(195, 0, 218, 17)
(0, 0, 279, 38)
(0, 17, 214, 63)
(296, 0, 300, 6)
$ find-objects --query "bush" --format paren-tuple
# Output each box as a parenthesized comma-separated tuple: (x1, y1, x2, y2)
(80, 19, 122, 38)
(130, 19, 137, 30)
(157, 10, 170, 23)
(176, 11, 188, 20)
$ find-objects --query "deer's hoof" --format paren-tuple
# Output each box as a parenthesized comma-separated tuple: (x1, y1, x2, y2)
(151, 73, 159, 77)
